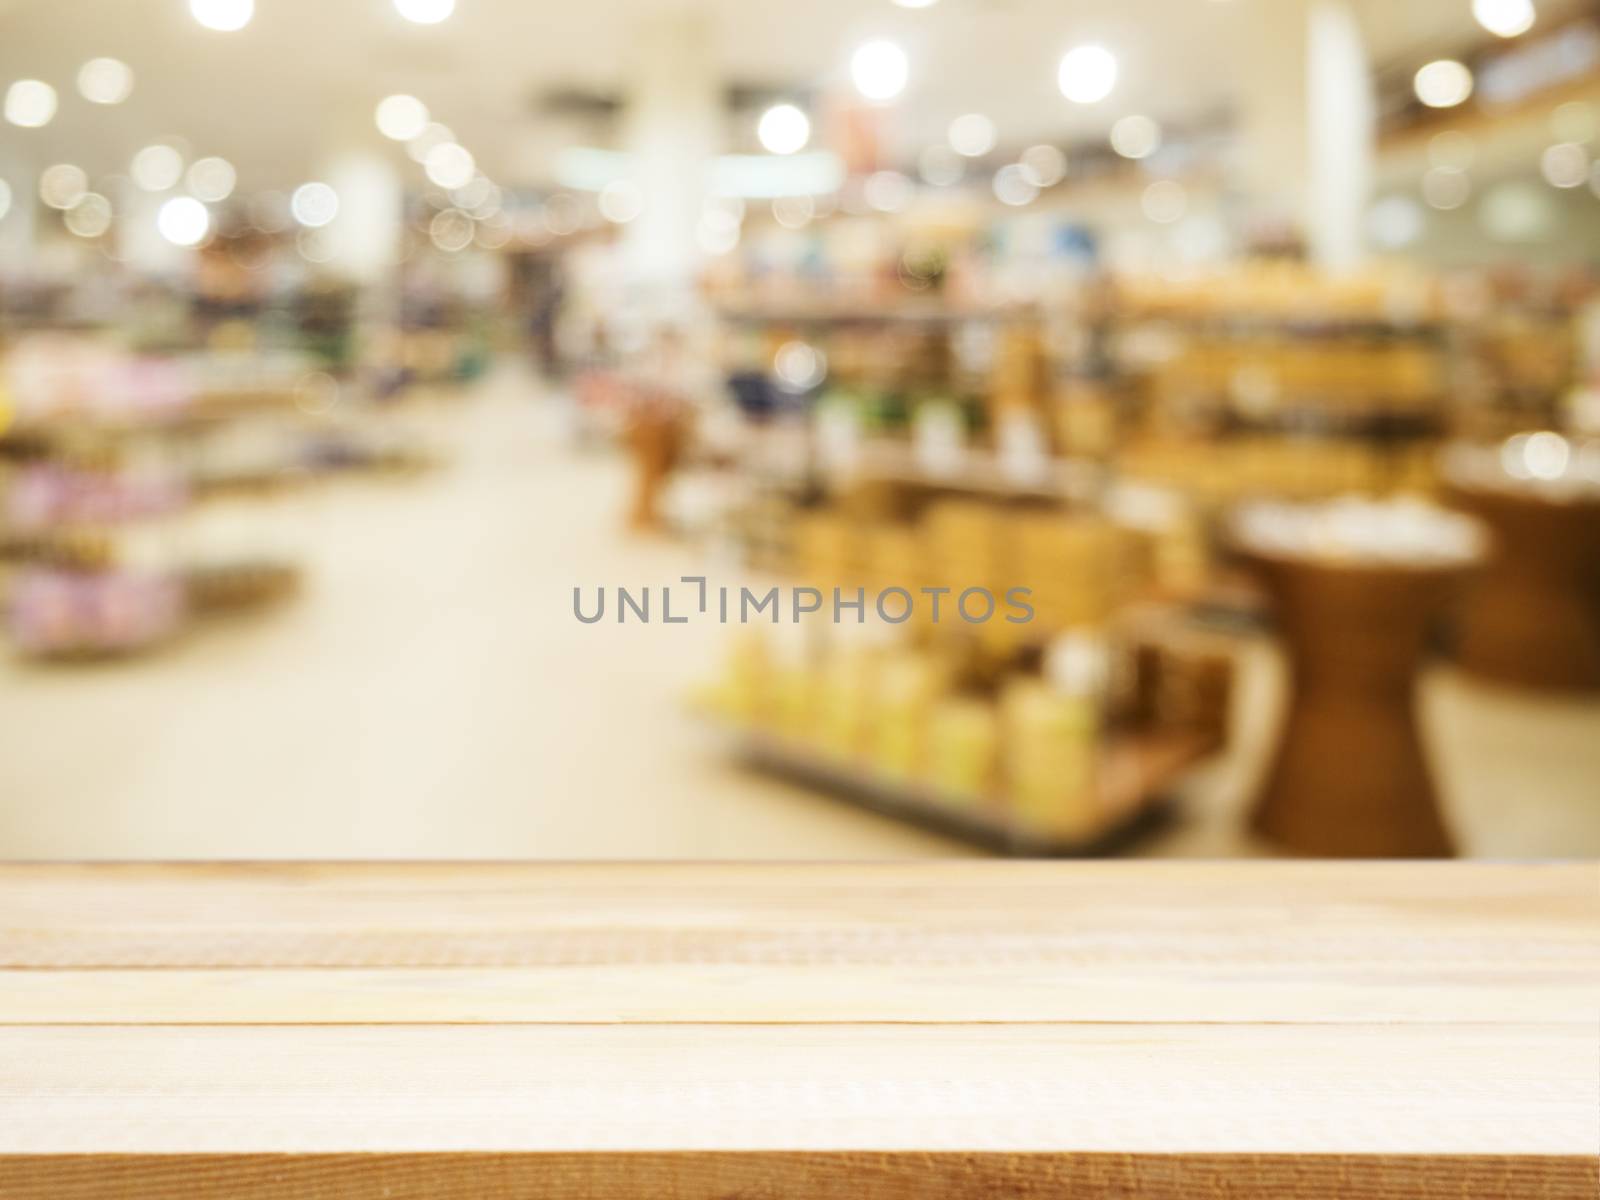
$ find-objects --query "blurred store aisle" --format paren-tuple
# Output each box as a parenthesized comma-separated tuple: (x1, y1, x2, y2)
(0, 370, 971, 859)
(2, 368, 1596, 860)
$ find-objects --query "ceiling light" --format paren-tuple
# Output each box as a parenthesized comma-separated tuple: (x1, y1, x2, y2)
(1414, 60, 1473, 109)
(1141, 179, 1187, 223)
(774, 341, 827, 391)
(395, 0, 455, 25)
(992, 163, 1038, 207)
(65, 193, 113, 238)
(475, 215, 511, 249)
(77, 58, 134, 105)
(1472, 0, 1536, 38)
(452, 175, 495, 211)
(5, 80, 57, 128)
(424, 142, 475, 189)
(598, 179, 644, 224)
(758, 104, 811, 155)
(1110, 114, 1161, 159)
(543, 193, 582, 236)
(157, 196, 210, 246)
(1422, 167, 1471, 210)
(1058, 44, 1117, 104)
(39, 164, 89, 210)
(187, 157, 237, 202)
(291, 182, 340, 227)
(429, 209, 474, 252)
(891, 0, 938, 7)
(131, 144, 185, 192)
(1020, 144, 1066, 187)
(948, 113, 996, 157)
(773, 195, 815, 229)
(851, 40, 909, 102)
(189, 0, 254, 32)
(407, 123, 454, 163)
(1541, 143, 1589, 189)
(467, 183, 502, 219)
(376, 94, 430, 141)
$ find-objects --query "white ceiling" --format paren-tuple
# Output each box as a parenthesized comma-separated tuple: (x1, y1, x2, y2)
(0, 0, 1588, 191)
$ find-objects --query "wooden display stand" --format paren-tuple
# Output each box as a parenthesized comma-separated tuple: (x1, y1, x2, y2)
(0, 862, 1594, 1199)
(1445, 485, 1600, 693)
(1241, 551, 1478, 858)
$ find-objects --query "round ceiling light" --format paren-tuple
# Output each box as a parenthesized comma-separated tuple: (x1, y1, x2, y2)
(395, 0, 456, 25)
(948, 113, 997, 157)
(157, 196, 211, 246)
(189, 0, 254, 32)
(1472, 0, 1536, 38)
(758, 104, 811, 155)
(376, 94, 430, 141)
(1058, 44, 1117, 104)
(851, 40, 909, 102)
(5, 80, 58, 128)
(1414, 60, 1474, 109)
(290, 182, 340, 227)
(78, 58, 134, 105)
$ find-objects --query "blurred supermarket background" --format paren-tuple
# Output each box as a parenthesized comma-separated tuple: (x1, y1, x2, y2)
(1, 0, 1598, 859)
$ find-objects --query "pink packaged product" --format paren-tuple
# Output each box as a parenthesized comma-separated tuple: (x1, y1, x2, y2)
(8, 568, 187, 655)
(2, 337, 195, 426)
(98, 357, 194, 424)
(7, 464, 188, 530)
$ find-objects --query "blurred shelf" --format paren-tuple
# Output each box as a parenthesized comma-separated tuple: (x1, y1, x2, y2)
(822, 441, 1107, 502)
(716, 302, 1033, 326)
(715, 724, 1217, 857)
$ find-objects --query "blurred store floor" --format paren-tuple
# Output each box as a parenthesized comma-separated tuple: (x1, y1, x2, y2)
(2, 367, 1597, 860)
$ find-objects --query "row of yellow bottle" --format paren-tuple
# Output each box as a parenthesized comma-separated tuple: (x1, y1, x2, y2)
(698, 633, 1107, 841)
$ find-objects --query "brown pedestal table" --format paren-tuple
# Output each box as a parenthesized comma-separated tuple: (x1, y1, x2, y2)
(1234, 509, 1484, 858)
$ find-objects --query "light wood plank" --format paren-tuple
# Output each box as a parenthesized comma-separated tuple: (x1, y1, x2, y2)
(3, 862, 1595, 1198)
(0, 962, 1593, 1024)
(4, 862, 1593, 970)
(1, 1024, 1595, 1156)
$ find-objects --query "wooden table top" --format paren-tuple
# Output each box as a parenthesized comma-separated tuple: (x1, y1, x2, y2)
(1, 861, 1596, 1198)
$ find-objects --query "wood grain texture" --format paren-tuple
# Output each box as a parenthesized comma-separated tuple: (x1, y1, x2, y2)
(2, 1154, 1596, 1200)
(1, 862, 1596, 1198)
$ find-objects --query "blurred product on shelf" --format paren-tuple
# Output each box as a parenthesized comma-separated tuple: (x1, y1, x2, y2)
(8, 566, 187, 658)
(1230, 498, 1487, 858)
(695, 618, 1232, 855)
(0, 331, 441, 663)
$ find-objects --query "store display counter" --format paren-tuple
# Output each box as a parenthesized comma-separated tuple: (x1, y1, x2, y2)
(1, 862, 1595, 1198)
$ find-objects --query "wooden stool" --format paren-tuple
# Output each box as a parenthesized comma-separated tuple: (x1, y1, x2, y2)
(1242, 552, 1477, 858)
